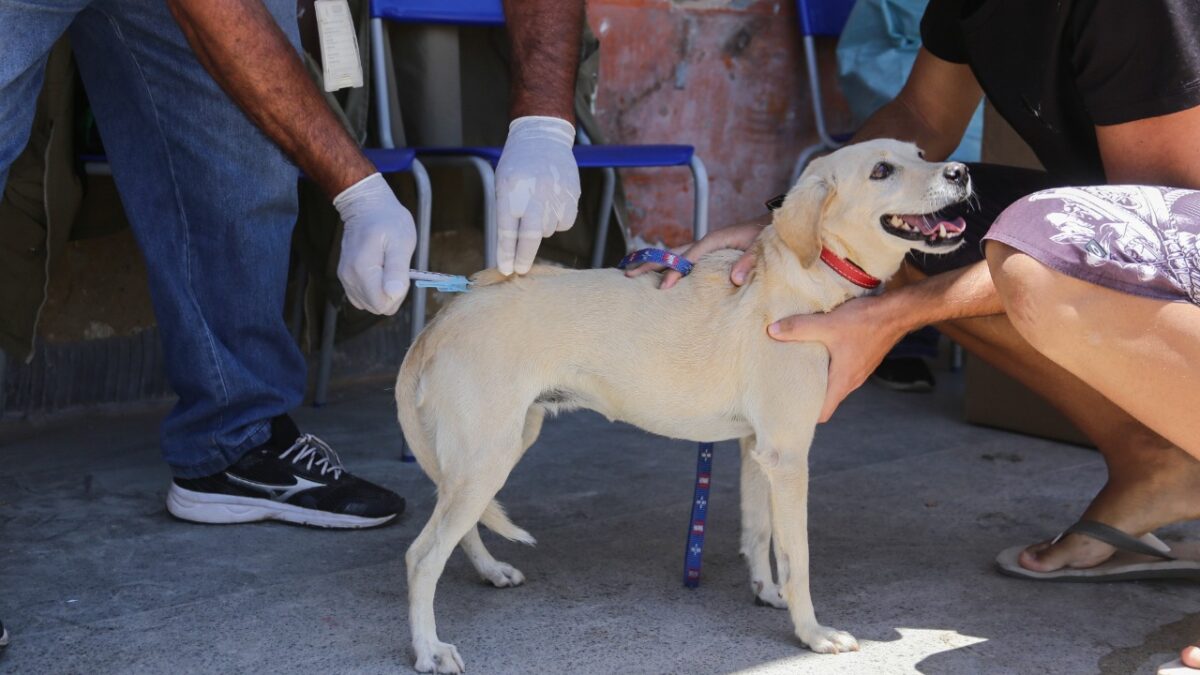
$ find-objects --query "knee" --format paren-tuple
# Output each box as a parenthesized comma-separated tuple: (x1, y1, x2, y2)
(984, 242, 1069, 351)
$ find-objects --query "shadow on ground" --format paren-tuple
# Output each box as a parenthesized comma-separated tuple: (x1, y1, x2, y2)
(1, 372, 1196, 674)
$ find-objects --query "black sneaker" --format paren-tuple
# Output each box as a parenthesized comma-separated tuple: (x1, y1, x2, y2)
(870, 357, 935, 393)
(166, 415, 403, 529)
(0, 619, 8, 651)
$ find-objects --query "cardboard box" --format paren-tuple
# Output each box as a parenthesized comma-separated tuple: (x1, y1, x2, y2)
(961, 104, 1093, 448)
(964, 357, 1092, 447)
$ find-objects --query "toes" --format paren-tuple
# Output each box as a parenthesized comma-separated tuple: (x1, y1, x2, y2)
(751, 583, 787, 609)
(799, 627, 859, 654)
(1018, 533, 1116, 573)
(1017, 543, 1057, 573)
(415, 642, 465, 674)
(482, 563, 525, 588)
(1182, 644, 1200, 667)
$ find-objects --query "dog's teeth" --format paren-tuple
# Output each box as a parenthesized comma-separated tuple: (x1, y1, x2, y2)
(889, 215, 903, 227)
(938, 223, 947, 239)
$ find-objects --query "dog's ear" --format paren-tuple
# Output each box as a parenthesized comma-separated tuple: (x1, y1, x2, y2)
(772, 174, 835, 268)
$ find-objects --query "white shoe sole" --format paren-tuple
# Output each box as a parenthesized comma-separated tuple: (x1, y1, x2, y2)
(0, 626, 8, 648)
(166, 484, 396, 529)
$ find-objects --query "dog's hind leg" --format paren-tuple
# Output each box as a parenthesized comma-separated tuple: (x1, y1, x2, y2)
(460, 528, 525, 588)
(407, 421, 530, 674)
(740, 435, 786, 609)
(458, 406, 544, 589)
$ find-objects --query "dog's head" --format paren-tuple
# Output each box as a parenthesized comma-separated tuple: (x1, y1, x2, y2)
(772, 139, 972, 275)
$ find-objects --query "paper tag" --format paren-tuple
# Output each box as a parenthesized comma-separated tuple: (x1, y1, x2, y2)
(314, 0, 363, 92)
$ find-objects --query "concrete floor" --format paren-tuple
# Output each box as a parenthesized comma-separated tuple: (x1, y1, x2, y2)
(1, 371, 1197, 674)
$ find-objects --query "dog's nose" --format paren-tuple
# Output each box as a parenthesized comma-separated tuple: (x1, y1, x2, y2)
(943, 162, 969, 186)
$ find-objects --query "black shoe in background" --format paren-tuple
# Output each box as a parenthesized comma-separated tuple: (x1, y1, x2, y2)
(167, 415, 404, 529)
(871, 357, 936, 393)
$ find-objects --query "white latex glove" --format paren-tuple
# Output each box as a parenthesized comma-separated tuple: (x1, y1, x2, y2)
(494, 115, 581, 275)
(333, 172, 416, 315)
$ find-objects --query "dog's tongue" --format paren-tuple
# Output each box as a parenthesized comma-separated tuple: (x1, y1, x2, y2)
(901, 214, 966, 236)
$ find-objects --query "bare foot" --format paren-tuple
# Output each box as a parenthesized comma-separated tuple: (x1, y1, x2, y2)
(1019, 440, 1200, 573)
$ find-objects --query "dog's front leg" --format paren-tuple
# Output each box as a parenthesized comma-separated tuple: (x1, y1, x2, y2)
(755, 441, 858, 654)
(740, 435, 786, 608)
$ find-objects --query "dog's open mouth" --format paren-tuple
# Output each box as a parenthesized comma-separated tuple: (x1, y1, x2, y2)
(880, 213, 967, 247)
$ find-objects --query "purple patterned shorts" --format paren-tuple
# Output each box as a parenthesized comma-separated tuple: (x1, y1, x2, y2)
(984, 185, 1200, 306)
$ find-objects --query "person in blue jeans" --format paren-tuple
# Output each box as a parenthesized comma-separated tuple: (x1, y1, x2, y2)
(1, 0, 585, 613)
(0, 0, 587, 650)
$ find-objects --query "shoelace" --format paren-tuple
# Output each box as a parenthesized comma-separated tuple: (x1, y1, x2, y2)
(278, 433, 345, 480)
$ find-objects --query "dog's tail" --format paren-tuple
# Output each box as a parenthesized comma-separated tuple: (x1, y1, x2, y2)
(480, 501, 536, 546)
(396, 331, 439, 481)
(395, 328, 536, 547)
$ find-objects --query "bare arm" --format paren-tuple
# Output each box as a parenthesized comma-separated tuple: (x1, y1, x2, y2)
(1096, 104, 1200, 188)
(503, 0, 585, 122)
(166, 0, 373, 198)
(853, 48, 984, 160)
(875, 100, 1200, 329)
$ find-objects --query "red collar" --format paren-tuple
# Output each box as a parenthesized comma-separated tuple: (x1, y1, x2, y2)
(820, 247, 880, 290)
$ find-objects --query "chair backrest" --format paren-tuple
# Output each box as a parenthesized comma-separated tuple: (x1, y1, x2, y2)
(796, 0, 856, 37)
(370, 0, 505, 25)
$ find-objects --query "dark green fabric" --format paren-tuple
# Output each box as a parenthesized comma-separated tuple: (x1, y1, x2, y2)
(0, 40, 81, 361)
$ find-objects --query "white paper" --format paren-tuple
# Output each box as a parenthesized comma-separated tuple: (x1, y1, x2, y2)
(314, 0, 363, 92)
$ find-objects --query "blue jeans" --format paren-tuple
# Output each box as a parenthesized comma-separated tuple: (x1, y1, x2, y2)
(0, 0, 306, 477)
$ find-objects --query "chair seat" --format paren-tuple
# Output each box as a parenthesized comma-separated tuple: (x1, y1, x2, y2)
(83, 150, 420, 178)
(417, 146, 504, 164)
(415, 144, 695, 169)
(798, 0, 856, 37)
(370, 0, 504, 25)
(362, 147, 417, 174)
(574, 144, 694, 168)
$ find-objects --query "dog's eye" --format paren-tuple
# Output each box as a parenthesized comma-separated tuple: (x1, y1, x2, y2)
(869, 162, 894, 180)
(918, 149, 926, 159)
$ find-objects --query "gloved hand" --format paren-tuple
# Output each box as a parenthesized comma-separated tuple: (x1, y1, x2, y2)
(333, 172, 416, 315)
(494, 115, 581, 275)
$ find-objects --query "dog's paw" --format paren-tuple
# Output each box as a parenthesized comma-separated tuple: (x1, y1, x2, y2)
(414, 640, 465, 674)
(751, 580, 787, 609)
(797, 625, 859, 655)
(479, 561, 525, 588)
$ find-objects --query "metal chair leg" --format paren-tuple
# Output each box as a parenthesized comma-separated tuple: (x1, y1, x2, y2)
(371, 18, 396, 150)
(803, 34, 841, 151)
(0, 347, 7, 417)
(288, 259, 307, 342)
(410, 159, 432, 344)
(313, 298, 338, 407)
(472, 157, 498, 268)
(790, 142, 829, 187)
(689, 155, 709, 241)
(590, 167, 616, 269)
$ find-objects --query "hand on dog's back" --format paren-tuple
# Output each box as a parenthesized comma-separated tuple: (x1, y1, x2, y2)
(625, 222, 765, 289)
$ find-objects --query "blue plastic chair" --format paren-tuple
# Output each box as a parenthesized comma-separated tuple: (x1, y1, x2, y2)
(790, 0, 857, 185)
(369, 0, 709, 273)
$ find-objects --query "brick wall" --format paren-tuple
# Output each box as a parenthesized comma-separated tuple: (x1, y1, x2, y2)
(587, 0, 850, 246)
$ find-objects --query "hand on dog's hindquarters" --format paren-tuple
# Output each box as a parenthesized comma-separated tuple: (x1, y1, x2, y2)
(625, 222, 765, 289)
(768, 296, 905, 422)
(495, 116, 581, 276)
